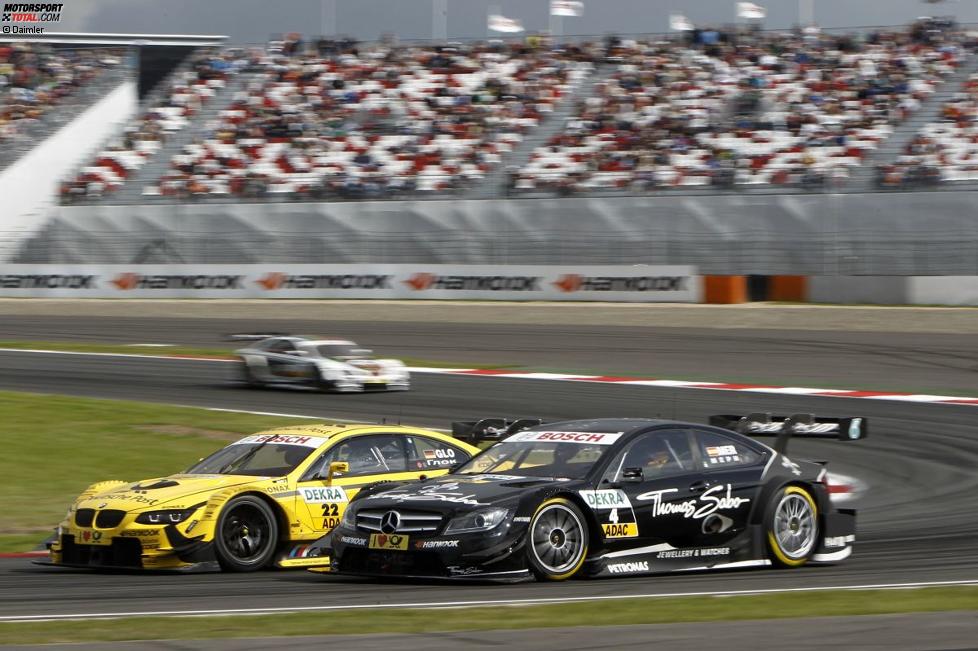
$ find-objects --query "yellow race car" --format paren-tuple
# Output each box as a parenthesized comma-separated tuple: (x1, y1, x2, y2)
(48, 423, 479, 572)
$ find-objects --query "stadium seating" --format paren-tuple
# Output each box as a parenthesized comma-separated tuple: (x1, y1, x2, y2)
(53, 20, 978, 203)
(883, 72, 978, 186)
(0, 44, 122, 149)
(516, 26, 968, 193)
(59, 49, 251, 203)
(144, 41, 596, 200)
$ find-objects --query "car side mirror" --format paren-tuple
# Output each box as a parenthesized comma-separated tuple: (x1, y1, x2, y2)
(622, 467, 644, 482)
(327, 461, 349, 483)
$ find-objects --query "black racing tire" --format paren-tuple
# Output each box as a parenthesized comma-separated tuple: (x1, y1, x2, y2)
(214, 495, 279, 572)
(764, 485, 819, 568)
(526, 497, 589, 581)
(239, 362, 261, 389)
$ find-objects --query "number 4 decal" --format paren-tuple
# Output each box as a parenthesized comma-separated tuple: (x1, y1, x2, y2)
(609, 508, 619, 524)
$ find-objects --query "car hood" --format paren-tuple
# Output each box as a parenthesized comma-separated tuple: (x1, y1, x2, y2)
(354, 474, 578, 515)
(75, 474, 260, 512)
(341, 358, 401, 372)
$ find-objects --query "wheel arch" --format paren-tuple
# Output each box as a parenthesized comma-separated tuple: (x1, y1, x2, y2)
(228, 490, 292, 545)
(750, 478, 821, 526)
(551, 491, 602, 553)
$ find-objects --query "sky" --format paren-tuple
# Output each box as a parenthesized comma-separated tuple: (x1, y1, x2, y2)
(58, 0, 978, 44)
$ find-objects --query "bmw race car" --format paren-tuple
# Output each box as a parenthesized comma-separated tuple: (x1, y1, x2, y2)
(316, 413, 865, 581)
(234, 335, 410, 392)
(47, 423, 479, 572)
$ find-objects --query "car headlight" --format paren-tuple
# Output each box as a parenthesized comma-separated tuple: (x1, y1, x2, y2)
(134, 503, 203, 525)
(340, 505, 356, 528)
(444, 508, 509, 534)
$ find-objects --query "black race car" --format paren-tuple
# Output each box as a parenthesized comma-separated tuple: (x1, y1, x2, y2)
(313, 413, 865, 581)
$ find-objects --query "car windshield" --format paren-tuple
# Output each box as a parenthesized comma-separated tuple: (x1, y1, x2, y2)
(455, 441, 611, 479)
(316, 344, 371, 359)
(185, 443, 315, 476)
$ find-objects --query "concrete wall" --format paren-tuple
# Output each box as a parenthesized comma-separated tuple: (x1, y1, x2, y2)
(19, 191, 978, 274)
(809, 276, 978, 305)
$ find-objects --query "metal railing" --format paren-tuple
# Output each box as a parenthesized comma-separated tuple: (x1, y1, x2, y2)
(0, 65, 131, 172)
(9, 227, 978, 276)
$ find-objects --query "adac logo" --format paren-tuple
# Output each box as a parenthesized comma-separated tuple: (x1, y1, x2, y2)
(403, 273, 434, 291)
(552, 274, 582, 293)
(112, 273, 140, 290)
(256, 272, 286, 291)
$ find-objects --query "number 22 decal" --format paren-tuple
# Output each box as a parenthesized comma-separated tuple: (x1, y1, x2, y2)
(321, 503, 341, 530)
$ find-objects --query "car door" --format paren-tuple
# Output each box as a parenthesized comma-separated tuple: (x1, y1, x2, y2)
(292, 434, 427, 539)
(684, 427, 767, 546)
(599, 429, 705, 549)
(265, 339, 315, 383)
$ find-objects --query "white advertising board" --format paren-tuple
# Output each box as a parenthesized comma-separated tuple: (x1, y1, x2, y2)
(0, 264, 701, 302)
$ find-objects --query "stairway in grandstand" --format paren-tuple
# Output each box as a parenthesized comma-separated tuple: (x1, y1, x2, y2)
(853, 53, 978, 185)
(105, 72, 258, 203)
(465, 62, 615, 199)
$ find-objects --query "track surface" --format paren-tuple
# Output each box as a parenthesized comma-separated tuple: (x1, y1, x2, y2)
(0, 314, 976, 394)
(1, 341, 977, 619)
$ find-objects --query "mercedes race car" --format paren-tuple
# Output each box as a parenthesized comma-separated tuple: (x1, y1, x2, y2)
(234, 335, 410, 392)
(315, 413, 865, 581)
(47, 424, 479, 572)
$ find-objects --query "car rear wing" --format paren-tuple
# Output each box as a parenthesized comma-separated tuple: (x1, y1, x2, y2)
(226, 332, 290, 342)
(451, 418, 544, 444)
(708, 412, 867, 454)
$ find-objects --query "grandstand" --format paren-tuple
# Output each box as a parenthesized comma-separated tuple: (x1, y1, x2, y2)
(0, 43, 127, 170)
(47, 18, 978, 204)
(5, 21, 978, 275)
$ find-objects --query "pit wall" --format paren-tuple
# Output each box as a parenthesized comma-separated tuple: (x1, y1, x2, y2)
(0, 264, 701, 302)
(704, 275, 978, 306)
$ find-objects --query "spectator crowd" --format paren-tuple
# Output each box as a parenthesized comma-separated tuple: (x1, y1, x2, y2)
(53, 18, 978, 203)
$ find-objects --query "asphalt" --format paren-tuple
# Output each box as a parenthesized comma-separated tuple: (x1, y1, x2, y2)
(6, 612, 978, 651)
(0, 350, 977, 621)
(0, 314, 976, 394)
(0, 309, 976, 650)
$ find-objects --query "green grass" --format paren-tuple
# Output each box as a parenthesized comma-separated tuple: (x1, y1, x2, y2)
(0, 391, 322, 552)
(2, 586, 977, 644)
(0, 340, 515, 370)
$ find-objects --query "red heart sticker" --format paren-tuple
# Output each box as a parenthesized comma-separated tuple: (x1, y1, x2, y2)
(377, 534, 388, 547)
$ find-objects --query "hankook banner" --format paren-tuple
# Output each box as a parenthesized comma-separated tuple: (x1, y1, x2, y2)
(0, 265, 701, 302)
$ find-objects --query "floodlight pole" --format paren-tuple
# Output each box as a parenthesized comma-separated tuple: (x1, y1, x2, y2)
(799, 0, 814, 26)
(321, 0, 337, 36)
(432, 0, 447, 41)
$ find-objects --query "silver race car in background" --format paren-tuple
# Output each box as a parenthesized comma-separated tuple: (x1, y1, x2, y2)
(233, 335, 410, 393)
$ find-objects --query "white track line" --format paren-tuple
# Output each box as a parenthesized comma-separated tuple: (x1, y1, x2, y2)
(3, 579, 977, 623)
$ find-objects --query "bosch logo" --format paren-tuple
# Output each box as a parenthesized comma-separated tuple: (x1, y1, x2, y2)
(380, 511, 401, 534)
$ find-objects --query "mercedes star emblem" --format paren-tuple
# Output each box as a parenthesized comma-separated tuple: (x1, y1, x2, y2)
(380, 510, 401, 534)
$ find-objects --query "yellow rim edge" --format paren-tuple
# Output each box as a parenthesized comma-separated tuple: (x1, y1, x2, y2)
(533, 497, 589, 580)
(767, 486, 818, 567)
